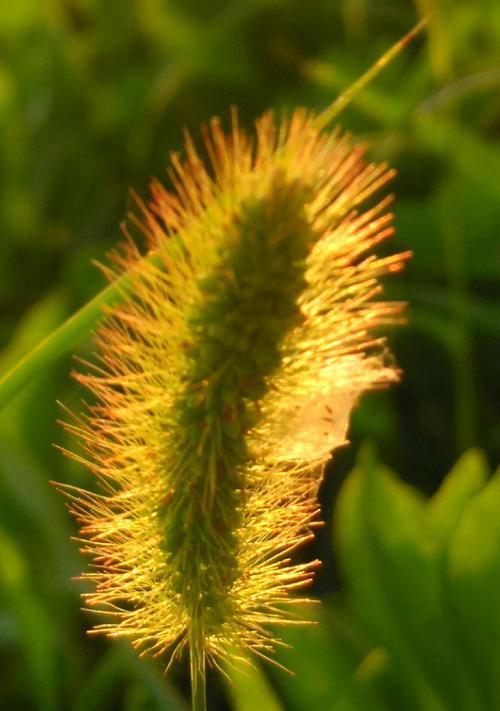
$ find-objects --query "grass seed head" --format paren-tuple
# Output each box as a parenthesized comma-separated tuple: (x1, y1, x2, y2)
(61, 108, 406, 678)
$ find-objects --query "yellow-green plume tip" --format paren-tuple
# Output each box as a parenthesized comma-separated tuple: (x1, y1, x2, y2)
(60, 108, 407, 685)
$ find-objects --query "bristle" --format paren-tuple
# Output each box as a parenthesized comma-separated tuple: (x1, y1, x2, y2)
(61, 108, 405, 686)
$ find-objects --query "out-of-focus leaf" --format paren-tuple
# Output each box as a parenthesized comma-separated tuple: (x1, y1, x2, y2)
(270, 603, 385, 711)
(0, 291, 66, 469)
(334, 447, 484, 710)
(225, 655, 283, 711)
(447, 467, 500, 708)
(122, 683, 150, 711)
(0, 0, 45, 34)
(0, 435, 79, 589)
(71, 648, 125, 711)
(72, 642, 188, 711)
(120, 645, 188, 711)
(0, 291, 66, 375)
(0, 527, 58, 711)
(0, 278, 137, 409)
(335, 449, 438, 710)
(427, 448, 489, 549)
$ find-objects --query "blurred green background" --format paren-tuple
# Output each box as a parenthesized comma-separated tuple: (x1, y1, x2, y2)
(1, 1, 499, 709)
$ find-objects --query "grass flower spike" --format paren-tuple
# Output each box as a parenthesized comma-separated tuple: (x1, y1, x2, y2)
(60, 24, 425, 710)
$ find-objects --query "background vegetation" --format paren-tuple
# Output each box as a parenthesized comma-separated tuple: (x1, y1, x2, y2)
(1, 1, 499, 709)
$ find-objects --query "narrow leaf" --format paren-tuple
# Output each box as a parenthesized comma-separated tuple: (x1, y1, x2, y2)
(447, 468, 500, 708)
(335, 448, 482, 710)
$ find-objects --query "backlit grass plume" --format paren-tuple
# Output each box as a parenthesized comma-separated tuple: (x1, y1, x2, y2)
(59, 24, 424, 711)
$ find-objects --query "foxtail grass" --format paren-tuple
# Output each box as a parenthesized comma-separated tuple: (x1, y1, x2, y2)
(51, 21, 427, 711)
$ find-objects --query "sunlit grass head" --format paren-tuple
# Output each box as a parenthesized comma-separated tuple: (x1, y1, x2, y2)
(57, 22, 426, 710)
(61, 105, 405, 672)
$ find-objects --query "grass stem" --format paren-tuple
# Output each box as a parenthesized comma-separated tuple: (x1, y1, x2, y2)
(190, 644, 207, 711)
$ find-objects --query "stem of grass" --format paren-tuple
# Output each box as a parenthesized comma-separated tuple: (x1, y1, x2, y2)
(190, 643, 207, 711)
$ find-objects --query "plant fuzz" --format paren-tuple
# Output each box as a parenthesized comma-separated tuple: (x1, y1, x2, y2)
(60, 108, 407, 702)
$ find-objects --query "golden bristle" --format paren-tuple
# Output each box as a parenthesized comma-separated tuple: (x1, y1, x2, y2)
(60, 107, 407, 700)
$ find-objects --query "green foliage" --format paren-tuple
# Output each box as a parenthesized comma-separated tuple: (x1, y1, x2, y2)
(225, 656, 284, 711)
(268, 449, 499, 711)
